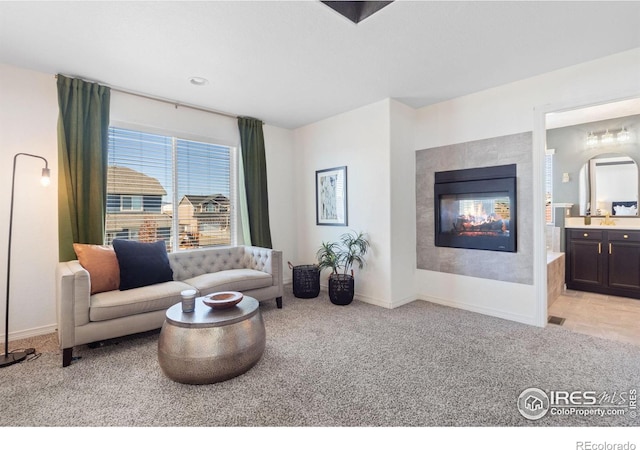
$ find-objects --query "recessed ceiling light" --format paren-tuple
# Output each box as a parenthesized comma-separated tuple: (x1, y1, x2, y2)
(189, 77, 209, 86)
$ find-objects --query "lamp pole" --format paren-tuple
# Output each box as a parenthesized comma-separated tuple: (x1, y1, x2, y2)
(1, 153, 50, 368)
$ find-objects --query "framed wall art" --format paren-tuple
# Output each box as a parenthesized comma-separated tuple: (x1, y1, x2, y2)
(316, 166, 348, 226)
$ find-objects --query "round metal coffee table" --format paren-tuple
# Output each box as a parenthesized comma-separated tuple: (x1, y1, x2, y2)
(157, 296, 265, 384)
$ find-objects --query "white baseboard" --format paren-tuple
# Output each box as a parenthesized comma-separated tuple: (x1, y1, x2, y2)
(0, 323, 57, 345)
(417, 293, 538, 326)
(314, 283, 416, 309)
(389, 295, 419, 309)
(353, 291, 393, 308)
(355, 292, 418, 309)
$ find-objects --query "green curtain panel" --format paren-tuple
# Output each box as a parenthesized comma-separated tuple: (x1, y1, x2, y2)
(57, 75, 111, 261)
(238, 117, 272, 249)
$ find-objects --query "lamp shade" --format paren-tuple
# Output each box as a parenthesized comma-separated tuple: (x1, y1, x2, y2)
(41, 167, 51, 186)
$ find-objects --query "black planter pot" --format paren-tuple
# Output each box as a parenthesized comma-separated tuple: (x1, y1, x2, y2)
(328, 274, 355, 305)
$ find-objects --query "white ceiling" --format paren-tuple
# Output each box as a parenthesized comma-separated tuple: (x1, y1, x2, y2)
(1, 1, 639, 129)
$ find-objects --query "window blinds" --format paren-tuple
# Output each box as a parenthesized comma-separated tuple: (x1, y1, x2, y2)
(106, 127, 232, 251)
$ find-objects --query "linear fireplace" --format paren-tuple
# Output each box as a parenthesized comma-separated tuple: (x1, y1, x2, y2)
(434, 164, 517, 252)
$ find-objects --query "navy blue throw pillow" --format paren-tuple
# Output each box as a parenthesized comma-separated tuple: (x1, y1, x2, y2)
(112, 239, 174, 290)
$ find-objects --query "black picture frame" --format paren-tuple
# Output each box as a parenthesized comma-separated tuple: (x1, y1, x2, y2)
(316, 166, 348, 226)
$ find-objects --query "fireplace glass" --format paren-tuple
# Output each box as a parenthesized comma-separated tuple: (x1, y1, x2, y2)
(439, 191, 510, 237)
(434, 165, 517, 252)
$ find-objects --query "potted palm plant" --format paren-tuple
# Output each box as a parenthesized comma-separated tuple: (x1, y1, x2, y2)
(316, 230, 370, 305)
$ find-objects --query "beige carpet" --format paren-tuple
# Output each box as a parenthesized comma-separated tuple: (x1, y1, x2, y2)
(9, 330, 59, 354)
(2, 285, 639, 427)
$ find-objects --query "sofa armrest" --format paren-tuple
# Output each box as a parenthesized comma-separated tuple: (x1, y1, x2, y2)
(56, 260, 91, 350)
(242, 246, 283, 291)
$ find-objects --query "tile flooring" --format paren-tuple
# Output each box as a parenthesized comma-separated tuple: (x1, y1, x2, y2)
(548, 289, 640, 347)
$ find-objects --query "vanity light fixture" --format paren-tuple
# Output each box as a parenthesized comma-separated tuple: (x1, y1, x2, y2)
(586, 131, 598, 146)
(617, 127, 630, 143)
(586, 127, 633, 148)
(600, 129, 614, 145)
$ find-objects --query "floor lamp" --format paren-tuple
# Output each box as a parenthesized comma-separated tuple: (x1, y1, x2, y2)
(1, 153, 50, 368)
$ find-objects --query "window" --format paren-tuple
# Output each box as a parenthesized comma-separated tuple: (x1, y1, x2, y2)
(545, 149, 554, 224)
(106, 127, 233, 251)
(121, 195, 143, 211)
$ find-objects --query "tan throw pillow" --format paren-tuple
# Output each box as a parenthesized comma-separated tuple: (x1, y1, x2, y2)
(73, 243, 120, 295)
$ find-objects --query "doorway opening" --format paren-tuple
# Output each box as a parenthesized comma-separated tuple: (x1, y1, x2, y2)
(543, 96, 640, 347)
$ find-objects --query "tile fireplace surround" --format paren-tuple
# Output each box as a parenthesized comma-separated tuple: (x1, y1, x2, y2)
(416, 132, 534, 285)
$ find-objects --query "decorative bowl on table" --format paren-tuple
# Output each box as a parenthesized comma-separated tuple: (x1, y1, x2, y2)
(202, 291, 243, 309)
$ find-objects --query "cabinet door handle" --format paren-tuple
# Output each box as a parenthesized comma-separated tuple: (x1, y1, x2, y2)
(583, 233, 589, 237)
(609, 243, 612, 255)
(598, 242, 602, 254)
(624, 234, 629, 239)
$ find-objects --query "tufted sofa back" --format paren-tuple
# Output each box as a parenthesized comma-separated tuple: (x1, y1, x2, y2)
(168, 246, 275, 281)
(241, 246, 274, 273)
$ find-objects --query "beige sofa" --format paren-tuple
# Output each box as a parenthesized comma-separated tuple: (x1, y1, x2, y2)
(56, 245, 283, 367)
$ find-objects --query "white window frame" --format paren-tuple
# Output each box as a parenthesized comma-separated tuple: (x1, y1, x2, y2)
(120, 194, 143, 212)
(107, 123, 238, 251)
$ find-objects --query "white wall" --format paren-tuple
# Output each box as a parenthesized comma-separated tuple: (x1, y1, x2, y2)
(415, 48, 640, 148)
(288, 48, 640, 321)
(293, 100, 393, 305)
(3, 47, 640, 340)
(110, 91, 240, 146)
(0, 64, 59, 340)
(389, 100, 418, 307)
(263, 124, 296, 282)
(411, 48, 640, 326)
(0, 64, 296, 341)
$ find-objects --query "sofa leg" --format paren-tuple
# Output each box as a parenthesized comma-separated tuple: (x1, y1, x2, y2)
(62, 348, 73, 367)
(276, 297, 282, 309)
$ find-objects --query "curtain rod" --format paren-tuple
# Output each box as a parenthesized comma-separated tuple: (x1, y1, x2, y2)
(54, 74, 238, 121)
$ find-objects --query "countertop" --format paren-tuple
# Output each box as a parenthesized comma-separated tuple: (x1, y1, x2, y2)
(565, 217, 640, 230)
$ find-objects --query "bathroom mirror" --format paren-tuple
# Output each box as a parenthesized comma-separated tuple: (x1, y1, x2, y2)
(578, 153, 639, 216)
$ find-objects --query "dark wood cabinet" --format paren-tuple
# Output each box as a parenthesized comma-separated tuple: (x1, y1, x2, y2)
(566, 228, 640, 299)
(607, 230, 640, 292)
(567, 229, 604, 287)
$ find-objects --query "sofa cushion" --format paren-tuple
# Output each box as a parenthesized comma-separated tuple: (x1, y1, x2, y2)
(184, 269, 272, 296)
(73, 243, 120, 295)
(90, 280, 193, 322)
(169, 247, 244, 281)
(112, 239, 174, 291)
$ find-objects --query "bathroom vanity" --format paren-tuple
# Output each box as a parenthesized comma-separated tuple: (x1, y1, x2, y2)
(565, 223, 640, 300)
(560, 152, 640, 299)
